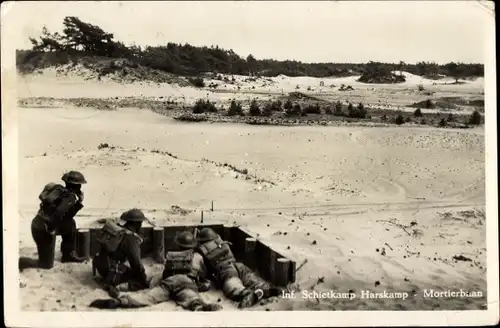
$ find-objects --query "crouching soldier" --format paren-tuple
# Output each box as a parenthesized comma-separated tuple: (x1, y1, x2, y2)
(196, 228, 280, 308)
(92, 209, 150, 295)
(89, 231, 222, 312)
(19, 171, 87, 271)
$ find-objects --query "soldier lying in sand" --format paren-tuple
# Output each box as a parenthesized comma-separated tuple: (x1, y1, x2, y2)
(89, 231, 222, 311)
(196, 227, 281, 308)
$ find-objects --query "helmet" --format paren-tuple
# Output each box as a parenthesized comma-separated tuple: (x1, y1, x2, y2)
(62, 171, 87, 184)
(120, 208, 147, 222)
(197, 228, 219, 243)
(175, 231, 197, 249)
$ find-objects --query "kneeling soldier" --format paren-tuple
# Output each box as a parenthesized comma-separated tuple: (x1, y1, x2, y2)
(92, 209, 150, 295)
(19, 171, 87, 271)
(89, 231, 222, 311)
(196, 228, 280, 308)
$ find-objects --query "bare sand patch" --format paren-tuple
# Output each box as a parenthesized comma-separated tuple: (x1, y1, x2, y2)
(18, 102, 485, 310)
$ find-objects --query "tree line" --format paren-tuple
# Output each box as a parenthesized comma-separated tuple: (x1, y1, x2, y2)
(20, 16, 484, 79)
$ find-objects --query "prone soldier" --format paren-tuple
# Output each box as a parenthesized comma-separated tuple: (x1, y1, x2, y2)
(196, 228, 280, 308)
(19, 171, 87, 271)
(89, 231, 222, 312)
(92, 209, 150, 295)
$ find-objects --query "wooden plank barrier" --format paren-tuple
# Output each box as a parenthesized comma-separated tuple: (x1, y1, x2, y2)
(244, 237, 257, 269)
(223, 224, 234, 244)
(289, 260, 297, 284)
(255, 240, 272, 282)
(76, 229, 90, 260)
(140, 227, 153, 258)
(275, 258, 291, 287)
(87, 223, 296, 286)
(153, 227, 165, 264)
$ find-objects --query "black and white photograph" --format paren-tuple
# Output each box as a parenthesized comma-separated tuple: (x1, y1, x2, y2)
(2, 1, 498, 327)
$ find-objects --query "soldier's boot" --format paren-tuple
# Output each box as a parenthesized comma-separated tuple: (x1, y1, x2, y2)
(191, 299, 223, 312)
(117, 295, 147, 308)
(19, 257, 43, 272)
(89, 298, 121, 309)
(61, 251, 86, 263)
(201, 303, 223, 311)
(238, 289, 263, 309)
(103, 285, 120, 298)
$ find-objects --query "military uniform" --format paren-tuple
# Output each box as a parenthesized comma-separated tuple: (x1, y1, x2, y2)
(196, 228, 279, 308)
(90, 231, 222, 312)
(92, 209, 150, 292)
(19, 171, 87, 271)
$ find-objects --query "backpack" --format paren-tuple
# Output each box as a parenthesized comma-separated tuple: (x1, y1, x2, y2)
(163, 249, 195, 279)
(198, 237, 235, 270)
(39, 183, 66, 208)
(96, 220, 128, 253)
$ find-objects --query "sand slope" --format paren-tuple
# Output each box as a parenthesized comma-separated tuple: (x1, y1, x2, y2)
(18, 97, 486, 311)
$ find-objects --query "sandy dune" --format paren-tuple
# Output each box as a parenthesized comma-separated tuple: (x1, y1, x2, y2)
(17, 72, 486, 311)
(18, 68, 484, 115)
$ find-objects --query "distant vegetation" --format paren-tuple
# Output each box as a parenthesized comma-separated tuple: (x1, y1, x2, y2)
(357, 62, 407, 84)
(17, 16, 484, 80)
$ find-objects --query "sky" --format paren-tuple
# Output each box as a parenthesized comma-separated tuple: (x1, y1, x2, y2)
(2, 1, 494, 64)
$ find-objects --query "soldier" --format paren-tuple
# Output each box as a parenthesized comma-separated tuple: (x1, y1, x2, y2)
(196, 227, 280, 308)
(19, 171, 87, 271)
(92, 209, 151, 295)
(89, 231, 222, 312)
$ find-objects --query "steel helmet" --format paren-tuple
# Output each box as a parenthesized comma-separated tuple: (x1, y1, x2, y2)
(61, 171, 87, 184)
(120, 208, 147, 222)
(175, 231, 198, 249)
(197, 228, 219, 243)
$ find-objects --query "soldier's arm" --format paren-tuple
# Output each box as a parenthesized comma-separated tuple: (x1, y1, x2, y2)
(197, 254, 210, 281)
(123, 235, 148, 283)
(194, 253, 212, 292)
(54, 193, 79, 221)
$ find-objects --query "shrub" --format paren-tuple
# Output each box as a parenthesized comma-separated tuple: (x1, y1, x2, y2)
(286, 103, 302, 116)
(188, 77, 205, 88)
(175, 113, 208, 122)
(283, 100, 293, 110)
(413, 108, 423, 117)
(347, 103, 354, 114)
(447, 113, 454, 122)
(192, 99, 217, 114)
(356, 102, 367, 118)
(347, 102, 367, 118)
(468, 110, 482, 125)
(302, 103, 322, 115)
(271, 100, 282, 111)
(262, 103, 273, 117)
(438, 118, 447, 127)
(324, 106, 333, 115)
(249, 99, 261, 116)
(334, 101, 344, 116)
(424, 99, 435, 109)
(405, 116, 412, 123)
(394, 114, 405, 125)
(228, 100, 244, 116)
(381, 114, 388, 121)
